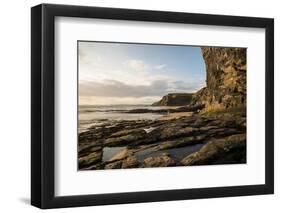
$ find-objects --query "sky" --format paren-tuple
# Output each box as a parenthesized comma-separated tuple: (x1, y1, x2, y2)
(79, 41, 206, 105)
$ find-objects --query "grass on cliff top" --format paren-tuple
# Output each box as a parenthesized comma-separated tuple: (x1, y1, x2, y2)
(199, 106, 246, 118)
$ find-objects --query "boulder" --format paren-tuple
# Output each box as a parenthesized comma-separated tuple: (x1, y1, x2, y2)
(78, 150, 102, 168)
(181, 133, 246, 165)
(122, 156, 140, 168)
(104, 161, 123, 169)
(143, 153, 176, 167)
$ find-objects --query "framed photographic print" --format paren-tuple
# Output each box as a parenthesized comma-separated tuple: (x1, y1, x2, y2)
(31, 3, 274, 209)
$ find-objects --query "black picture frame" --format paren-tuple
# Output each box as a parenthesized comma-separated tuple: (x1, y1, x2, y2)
(31, 3, 274, 209)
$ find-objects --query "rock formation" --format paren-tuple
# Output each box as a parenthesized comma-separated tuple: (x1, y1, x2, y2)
(191, 47, 246, 111)
(152, 93, 193, 106)
(78, 109, 246, 170)
(181, 134, 246, 165)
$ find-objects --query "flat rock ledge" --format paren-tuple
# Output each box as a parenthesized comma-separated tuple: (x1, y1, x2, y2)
(181, 133, 246, 166)
(79, 108, 246, 170)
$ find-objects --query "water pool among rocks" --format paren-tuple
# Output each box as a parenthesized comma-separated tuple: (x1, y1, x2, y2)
(102, 147, 127, 162)
(101, 142, 205, 166)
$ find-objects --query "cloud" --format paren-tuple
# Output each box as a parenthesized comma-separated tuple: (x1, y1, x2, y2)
(154, 64, 166, 70)
(123, 59, 167, 72)
(79, 96, 161, 106)
(167, 80, 205, 93)
(79, 79, 204, 98)
(79, 49, 102, 65)
(123, 59, 149, 72)
(79, 79, 168, 97)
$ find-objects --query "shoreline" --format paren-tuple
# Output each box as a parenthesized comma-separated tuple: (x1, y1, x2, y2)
(78, 105, 191, 133)
(78, 107, 246, 170)
(159, 111, 194, 120)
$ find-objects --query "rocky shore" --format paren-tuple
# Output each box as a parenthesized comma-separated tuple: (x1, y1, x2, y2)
(79, 108, 246, 170)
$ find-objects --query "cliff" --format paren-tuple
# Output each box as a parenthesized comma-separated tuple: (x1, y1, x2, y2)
(191, 47, 246, 110)
(152, 93, 193, 106)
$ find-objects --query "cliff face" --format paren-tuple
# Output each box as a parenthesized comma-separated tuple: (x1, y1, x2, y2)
(152, 93, 193, 106)
(192, 47, 246, 110)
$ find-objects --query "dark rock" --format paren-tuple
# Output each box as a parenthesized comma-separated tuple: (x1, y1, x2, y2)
(109, 129, 146, 138)
(153, 135, 207, 151)
(159, 126, 200, 140)
(82, 163, 103, 170)
(79, 150, 102, 168)
(170, 104, 204, 112)
(152, 93, 193, 106)
(126, 108, 167, 114)
(126, 125, 199, 146)
(126, 105, 203, 114)
(104, 129, 147, 146)
(122, 156, 140, 168)
(143, 153, 176, 167)
(104, 161, 123, 169)
(181, 133, 246, 165)
(79, 145, 102, 158)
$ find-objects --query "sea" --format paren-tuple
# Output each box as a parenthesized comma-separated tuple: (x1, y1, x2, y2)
(79, 105, 175, 133)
